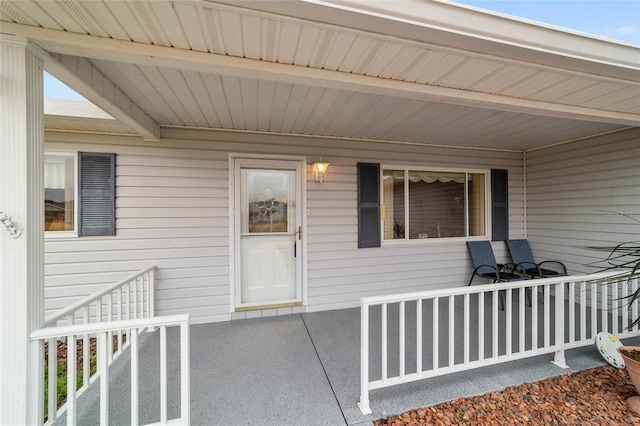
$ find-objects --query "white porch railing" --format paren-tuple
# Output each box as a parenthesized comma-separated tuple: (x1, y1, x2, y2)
(358, 271, 640, 414)
(31, 315, 190, 426)
(40, 266, 157, 424)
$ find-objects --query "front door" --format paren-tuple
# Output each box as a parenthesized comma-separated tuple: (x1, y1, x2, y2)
(234, 159, 302, 308)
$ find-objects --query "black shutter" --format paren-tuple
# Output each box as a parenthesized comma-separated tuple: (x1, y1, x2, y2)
(491, 169, 508, 241)
(78, 152, 115, 236)
(357, 163, 380, 248)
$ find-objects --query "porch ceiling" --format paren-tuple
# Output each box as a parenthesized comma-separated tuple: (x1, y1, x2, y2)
(2, 0, 639, 150)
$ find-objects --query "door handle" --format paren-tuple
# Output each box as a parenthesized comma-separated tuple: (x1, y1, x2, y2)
(297, 226, 302, 240)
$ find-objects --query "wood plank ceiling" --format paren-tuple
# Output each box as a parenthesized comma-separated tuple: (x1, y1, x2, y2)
(2, 0, 639, 151)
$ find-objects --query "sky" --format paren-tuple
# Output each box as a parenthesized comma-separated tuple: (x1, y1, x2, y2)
(44, 0, 640, 100)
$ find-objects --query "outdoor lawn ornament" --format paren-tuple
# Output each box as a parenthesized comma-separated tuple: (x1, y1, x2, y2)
(595, 332, 625, 368)
(617, 346, 640, 415)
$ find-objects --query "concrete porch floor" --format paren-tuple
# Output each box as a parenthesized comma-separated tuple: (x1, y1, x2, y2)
(68, 303, 640, 426)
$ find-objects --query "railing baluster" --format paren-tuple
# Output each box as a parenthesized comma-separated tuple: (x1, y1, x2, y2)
(381, 303, 387, 382)
(633, 279, 639, 332)
(612, 281, 619, 334)
(544, 284, 550, 349)
(591, 282, 597, 339)
(416, 299, 422, 374)
(98, 332, 109, 425)
(532, 286, 538, 350)
(506, 289, 512, 357)
(116, 288, 122, 355)
(478, 291, 484, 361)
(82, 307, 90, 388)
(463, 294, 469, 364)
(149, 269, 155, 318)
(492, 291, 498, 358)
(518, 287, 525, 353)
(580, 281, 586, 341)
(448, 296, 454, 367)
(107, 294, 113, 363)
(160, 326, 168, 423)
(602, 284, 608, 332)
(568, 282, 575, 343)
(48, 338, 57, 423)
(399, 301, 405, 378)
(67, 334, 77, 426)
(358, 303, 371, 414)
(133, 278, 139, 319)
(130, 329, 139, 426)
(433, 297, 439, 372)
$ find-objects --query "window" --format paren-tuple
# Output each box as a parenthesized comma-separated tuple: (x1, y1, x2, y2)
(45, 153, 76, 232)
(382, 168, 488, 241)
(45, 151, 116, 236)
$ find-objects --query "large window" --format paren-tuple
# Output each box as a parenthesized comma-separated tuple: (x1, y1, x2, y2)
(382, 168, 488, 241)
(45, 153, 76, 232)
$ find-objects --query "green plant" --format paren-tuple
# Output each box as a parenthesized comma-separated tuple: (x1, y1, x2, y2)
(588, 212, 640, 328)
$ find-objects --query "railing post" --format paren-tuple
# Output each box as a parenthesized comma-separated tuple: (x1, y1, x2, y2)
(358, 302, 372, 415)
(180, 321, 191, 425)
(552, 281, 568, 368)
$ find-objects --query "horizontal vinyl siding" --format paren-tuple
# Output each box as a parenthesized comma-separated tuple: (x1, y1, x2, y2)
(526, 128, 640, 275)
(45, 129, 524, 323)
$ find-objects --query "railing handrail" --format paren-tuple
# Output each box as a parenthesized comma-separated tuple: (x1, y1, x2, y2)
(31, 314, 188, 340)
(360, 271, 627, 306)
(44, 265, 156, 326)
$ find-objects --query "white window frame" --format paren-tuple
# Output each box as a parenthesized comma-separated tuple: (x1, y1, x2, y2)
(44, 151, 78, 238)
(380, 165, 491, 245)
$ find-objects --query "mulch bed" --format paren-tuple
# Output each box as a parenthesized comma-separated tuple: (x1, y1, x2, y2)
(375, 366, 640, 425)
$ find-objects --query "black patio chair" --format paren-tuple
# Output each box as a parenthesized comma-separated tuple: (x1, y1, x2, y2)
(466, 241, 528, 286)
(467, 241, 530, 309)
(506, 239, 567, 279)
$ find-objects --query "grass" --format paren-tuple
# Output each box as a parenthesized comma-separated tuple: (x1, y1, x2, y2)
(43, 335, 125, 422)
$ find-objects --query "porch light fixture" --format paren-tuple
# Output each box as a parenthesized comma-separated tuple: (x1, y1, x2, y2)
(313, 161, 330, 183)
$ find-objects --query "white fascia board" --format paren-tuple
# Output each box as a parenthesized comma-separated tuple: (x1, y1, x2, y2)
(213, 0, 640, 79)
(3, 21, 639, 126)
(43, 52, 160, 141)
(44, 99, 114, 119)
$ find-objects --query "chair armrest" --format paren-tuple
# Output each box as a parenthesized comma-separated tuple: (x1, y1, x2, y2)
(539, 260, 567, 274)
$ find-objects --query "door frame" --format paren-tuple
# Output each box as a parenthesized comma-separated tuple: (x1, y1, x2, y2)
(229, 153, 308, 312)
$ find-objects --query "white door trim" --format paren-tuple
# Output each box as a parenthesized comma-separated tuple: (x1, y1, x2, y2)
(228, 153, 308, 312)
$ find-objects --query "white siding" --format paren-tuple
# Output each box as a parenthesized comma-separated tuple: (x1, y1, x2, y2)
(44, 129, 524, 323)
(526, 128, 640, 274)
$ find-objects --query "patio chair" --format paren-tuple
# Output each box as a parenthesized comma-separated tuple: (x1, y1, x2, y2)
(466, 241, 528, 286)
(506, 239, 568, 278)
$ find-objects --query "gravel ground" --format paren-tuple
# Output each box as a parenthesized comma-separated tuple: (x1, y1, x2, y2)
(375, 366, 640, 425)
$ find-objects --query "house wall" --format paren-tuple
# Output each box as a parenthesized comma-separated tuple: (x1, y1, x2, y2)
(526, 128, 640, 274)
(44, 128, 524, 324)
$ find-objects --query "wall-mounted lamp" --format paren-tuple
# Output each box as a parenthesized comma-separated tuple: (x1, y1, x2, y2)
(313, 161, 330, 183)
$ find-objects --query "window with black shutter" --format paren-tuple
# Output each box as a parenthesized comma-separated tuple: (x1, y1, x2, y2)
(357, 163, 381, 248)
(491, 169, 509, 241)
(78, 152, 116, 236)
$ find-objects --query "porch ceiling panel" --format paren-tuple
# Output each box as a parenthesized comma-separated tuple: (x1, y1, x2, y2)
(2, 0, 639, 149)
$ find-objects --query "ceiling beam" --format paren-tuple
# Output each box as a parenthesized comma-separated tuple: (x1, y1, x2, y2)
(3, 21, 639, 127)
(44, 52, 159, 141)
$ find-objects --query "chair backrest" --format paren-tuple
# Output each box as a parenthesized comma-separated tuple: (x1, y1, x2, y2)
(506, 239, 536, 267)
(467, 241, 498, 275)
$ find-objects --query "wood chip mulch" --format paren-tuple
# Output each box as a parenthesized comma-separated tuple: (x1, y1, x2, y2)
(375, 366, 640, 425)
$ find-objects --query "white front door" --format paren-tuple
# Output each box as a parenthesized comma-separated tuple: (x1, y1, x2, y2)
(234, 159, 303, 308)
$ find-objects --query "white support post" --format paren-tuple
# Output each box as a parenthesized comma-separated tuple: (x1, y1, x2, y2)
(552, 282, 568, 368)
(98, 332, 109, 425)
(180, 322, 191, 425)
(358, 303, 372, 415)
(0, 34, 45, 426)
